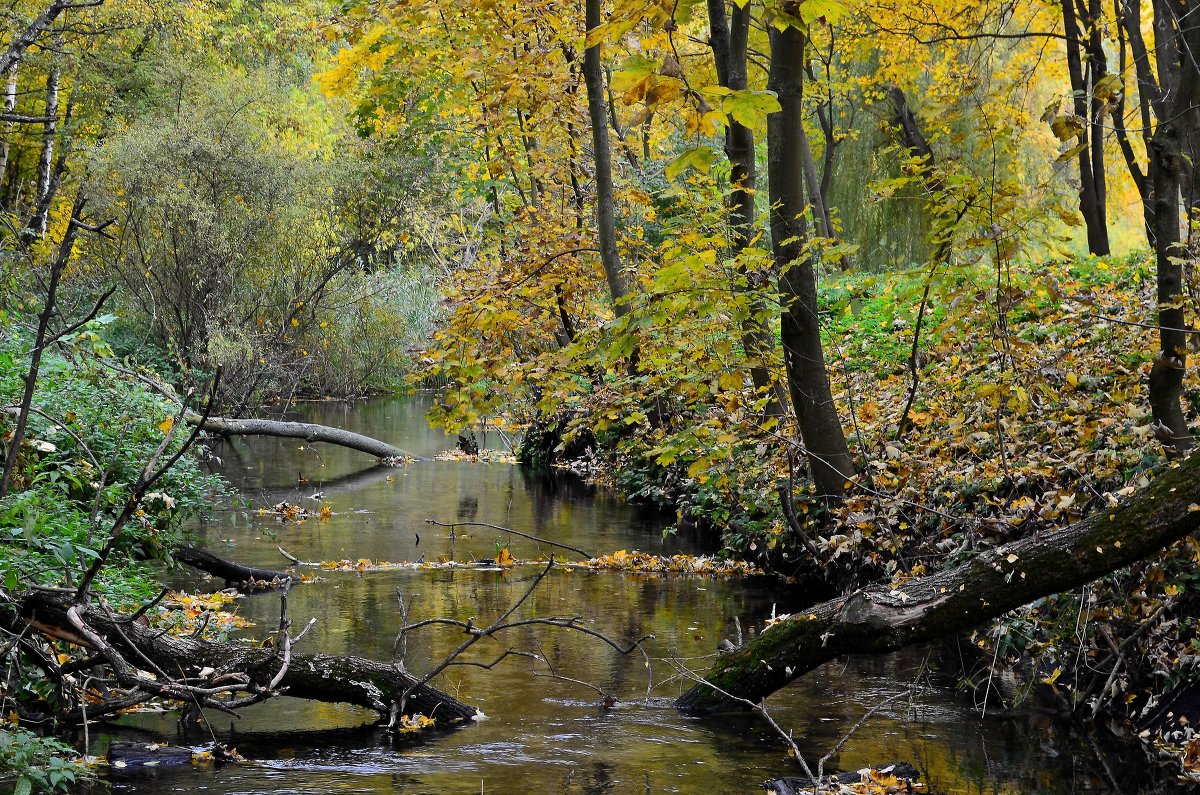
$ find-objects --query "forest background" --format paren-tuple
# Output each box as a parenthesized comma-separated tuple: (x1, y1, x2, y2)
(5, 0, 1200, 789)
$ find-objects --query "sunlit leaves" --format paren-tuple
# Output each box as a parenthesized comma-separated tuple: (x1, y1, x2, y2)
(664, 145, 715, 180)
(723, 89, 781, 129)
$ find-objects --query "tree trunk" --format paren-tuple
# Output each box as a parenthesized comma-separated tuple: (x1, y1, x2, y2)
(1117, 0, 1162, 247)
(1147, 118, 1192, 455)
(0, 62, 17, 191)
(186, 414, 423, 461)
(582, 0, 631, 316)
(767, 26, 854, 500)
(1146, 0, 1200, 456)
(0, 195, 84, 499)
(32, 55, 58, 239)
(21, 591, 480, 723)
(707, 0, 786, 421)
(676, 451, 1200, 711)
(1059, 0, 1110, 254)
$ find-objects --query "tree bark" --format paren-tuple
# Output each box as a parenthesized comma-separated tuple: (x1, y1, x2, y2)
(767, 26, 854, 499)
(1146, 0, 1200, 456)
(0, 0, 98, 76)
(21, 591, 481, 723)
(186, 414, 423, 461)
(582, 0, 631, 316)
(0, 62, 17, 190)
(1147, 119, 1192, 455)
(675, 452, 1200, 712)
(1059, 0, 1110, 255)
(707, 0, 786, 421)
(32, 53, 58, 239)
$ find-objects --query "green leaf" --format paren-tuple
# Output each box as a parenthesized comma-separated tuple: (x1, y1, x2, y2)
(722, 90, 781, 131)
(15, 776, 31, 795)
(673, 0, 705, 24)
(665, 145, 715, 181)
(799, 0, 846, 24)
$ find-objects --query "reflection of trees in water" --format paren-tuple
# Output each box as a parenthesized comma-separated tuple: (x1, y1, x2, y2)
(580, 760, 617, 795)
(456, 495, 479, 521)
(518, 467, 683, 543)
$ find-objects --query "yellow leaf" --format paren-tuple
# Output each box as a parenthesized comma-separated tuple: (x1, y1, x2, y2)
(158, 417, 174, 434)
(496, 547, 514, 567)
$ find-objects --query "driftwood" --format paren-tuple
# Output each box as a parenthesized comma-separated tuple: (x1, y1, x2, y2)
(676, 452, 1200, 712)
(765, 762, 921, 795)
(108, 742, 199, 767)
(22, 591, 480, 724)
(186, 413, 424, 461)
(174, 546, 295, 589)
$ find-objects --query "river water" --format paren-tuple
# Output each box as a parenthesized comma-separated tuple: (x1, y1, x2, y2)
(99, 395, 1174, 794)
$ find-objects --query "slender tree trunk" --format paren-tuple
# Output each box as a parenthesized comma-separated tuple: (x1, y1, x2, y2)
(0, 194, 84, 499)
(708, 0, 785, 421)
(1084, 0, 1110, 248)
(797, 122, 834, 246)
(1147, 120, 1192, 454)
(0, 62, 17, 192)
(583, 0, 631, 316)
(1059, 0, 1110, 254)
(1111, 0, 1152, 243)
(767, 26, 853, 500)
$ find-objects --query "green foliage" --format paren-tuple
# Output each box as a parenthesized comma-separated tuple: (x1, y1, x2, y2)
(0, 727, 93, 794)
(86, 49, 447, 406)
(0, 329, 224, 599)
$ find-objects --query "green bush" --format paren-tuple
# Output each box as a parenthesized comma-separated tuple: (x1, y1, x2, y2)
(0, 727, 92, 794)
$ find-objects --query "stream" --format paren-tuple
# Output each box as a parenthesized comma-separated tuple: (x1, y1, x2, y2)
(97, 394, 1174, 794)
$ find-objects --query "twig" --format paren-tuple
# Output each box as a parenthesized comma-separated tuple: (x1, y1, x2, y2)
(424, 519, 593, 559)
(277, 546, 302, 565)
(816, 689, 911, 782)
(776, 480, 821, 558)
(398, 560, 557, 711)
(444, 649, 539, 669)
(1084, 313, 1200, 334)
(665, 657, 815, 782)
(122, 587, 170, 624)
(532, 639, 616, 704)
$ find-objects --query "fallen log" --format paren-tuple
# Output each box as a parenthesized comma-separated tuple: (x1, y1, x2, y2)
(22, 591, 480, 724)
(185, 413, 424, 462)
(676, 453, 1200, 712)
(174, 546, 295, 590)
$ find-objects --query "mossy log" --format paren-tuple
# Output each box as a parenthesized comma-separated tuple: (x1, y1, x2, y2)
(186, 414, 423, 461)
(676, 453, 1200, 712)
(23, 592, 479, 723)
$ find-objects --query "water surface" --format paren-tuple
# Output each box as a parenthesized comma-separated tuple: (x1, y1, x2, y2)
(99, 395, 1176, 794)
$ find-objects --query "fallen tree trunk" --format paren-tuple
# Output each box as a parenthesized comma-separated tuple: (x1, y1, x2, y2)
(676, 453, 1200, 712)
(22, 592, 480, 724)
(175, 546, 295, 589)
(186, 413, 423, 461)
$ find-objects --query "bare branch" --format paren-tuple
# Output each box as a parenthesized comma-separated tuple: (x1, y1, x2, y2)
(425, 519, 593, 559)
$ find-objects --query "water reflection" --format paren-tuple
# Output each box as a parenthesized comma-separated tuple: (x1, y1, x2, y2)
(99, 395, 1184, 793)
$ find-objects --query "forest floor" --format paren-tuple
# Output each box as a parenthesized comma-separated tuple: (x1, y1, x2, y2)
(810, 251, 1200, 783)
